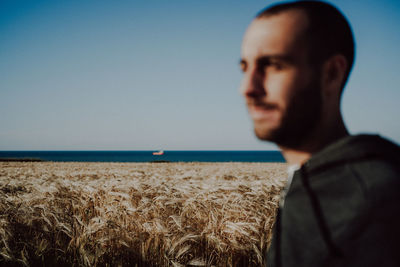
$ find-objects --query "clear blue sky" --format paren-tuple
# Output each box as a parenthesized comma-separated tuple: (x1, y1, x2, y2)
(1, 0, 399, 150)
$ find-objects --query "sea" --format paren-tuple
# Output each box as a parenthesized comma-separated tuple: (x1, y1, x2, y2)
(0, 151, 285, 163)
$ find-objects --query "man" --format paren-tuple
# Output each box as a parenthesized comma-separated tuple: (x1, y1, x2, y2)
(239, 1, 400, 267)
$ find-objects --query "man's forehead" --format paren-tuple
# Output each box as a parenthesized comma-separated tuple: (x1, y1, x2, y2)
(241, 10, 309, 58)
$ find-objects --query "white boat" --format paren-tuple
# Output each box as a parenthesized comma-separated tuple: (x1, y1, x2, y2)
(152, 150, 164, 156)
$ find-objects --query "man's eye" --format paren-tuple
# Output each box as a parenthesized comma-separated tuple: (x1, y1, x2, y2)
(269, 62, 284, 70)
(260, 62, 284, 72)
(240, 62, 247, 72)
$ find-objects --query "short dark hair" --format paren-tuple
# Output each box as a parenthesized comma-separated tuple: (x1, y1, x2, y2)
(257, 0, 355, 91)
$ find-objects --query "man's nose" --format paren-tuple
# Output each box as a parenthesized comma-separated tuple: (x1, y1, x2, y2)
(239, 68, 265, 98)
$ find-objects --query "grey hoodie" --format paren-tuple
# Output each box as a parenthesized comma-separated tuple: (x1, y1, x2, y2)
(266, 135, 400, 267)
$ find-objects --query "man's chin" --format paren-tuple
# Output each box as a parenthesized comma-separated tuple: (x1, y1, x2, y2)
(253, 120, 315, 149)
(253, 122, 292, 146)
(253, 125, 279, 142)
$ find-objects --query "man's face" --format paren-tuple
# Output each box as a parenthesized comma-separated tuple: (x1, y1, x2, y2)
(239, 11, 322, 148)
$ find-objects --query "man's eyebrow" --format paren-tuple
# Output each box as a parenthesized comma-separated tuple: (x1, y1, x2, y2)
(239, 55, 294, 67)
(257, 55, 294, 64)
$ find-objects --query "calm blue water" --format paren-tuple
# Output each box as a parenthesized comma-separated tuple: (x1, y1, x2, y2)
(0, 151, 285, 163)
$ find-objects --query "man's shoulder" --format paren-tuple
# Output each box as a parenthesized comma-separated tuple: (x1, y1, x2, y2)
(302, 134, 400, 202)
(304, 134, 400, 175)
(341, 134, 399, 179)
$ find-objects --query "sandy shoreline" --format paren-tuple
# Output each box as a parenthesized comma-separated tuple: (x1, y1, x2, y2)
(0, 162, 287, 266)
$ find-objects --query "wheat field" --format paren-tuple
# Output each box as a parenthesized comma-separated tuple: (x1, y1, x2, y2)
(0, 162, 287, 266)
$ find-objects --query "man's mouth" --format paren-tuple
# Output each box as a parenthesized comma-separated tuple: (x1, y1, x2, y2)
(247, 103, 279, 120)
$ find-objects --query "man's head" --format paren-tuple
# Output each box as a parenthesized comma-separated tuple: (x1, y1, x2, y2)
(239, 0, 355, 149)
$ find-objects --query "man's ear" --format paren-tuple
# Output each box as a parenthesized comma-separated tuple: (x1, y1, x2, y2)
(321, 54, 348, 97)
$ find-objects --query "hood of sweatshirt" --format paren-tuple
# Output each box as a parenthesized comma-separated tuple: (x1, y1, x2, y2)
(302, 134, 400, 175)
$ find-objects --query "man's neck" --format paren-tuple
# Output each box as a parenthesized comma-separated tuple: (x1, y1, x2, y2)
(279, 118, 349, 165)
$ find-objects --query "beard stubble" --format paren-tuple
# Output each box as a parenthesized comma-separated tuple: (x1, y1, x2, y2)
(254, 76, 322, 149)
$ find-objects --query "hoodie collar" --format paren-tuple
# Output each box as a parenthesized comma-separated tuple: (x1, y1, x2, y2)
(302, 134, 398, 174)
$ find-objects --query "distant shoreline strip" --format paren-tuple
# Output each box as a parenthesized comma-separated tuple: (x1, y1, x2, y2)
(0, 158, 44, 162)
(0, 158, 173, 163)
(0, 151, 285, 163)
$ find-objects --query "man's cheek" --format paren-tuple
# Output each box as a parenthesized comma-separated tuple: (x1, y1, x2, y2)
(267, 74, 295, 98)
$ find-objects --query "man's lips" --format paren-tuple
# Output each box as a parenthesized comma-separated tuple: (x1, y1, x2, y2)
(247, 102, 279, 120)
